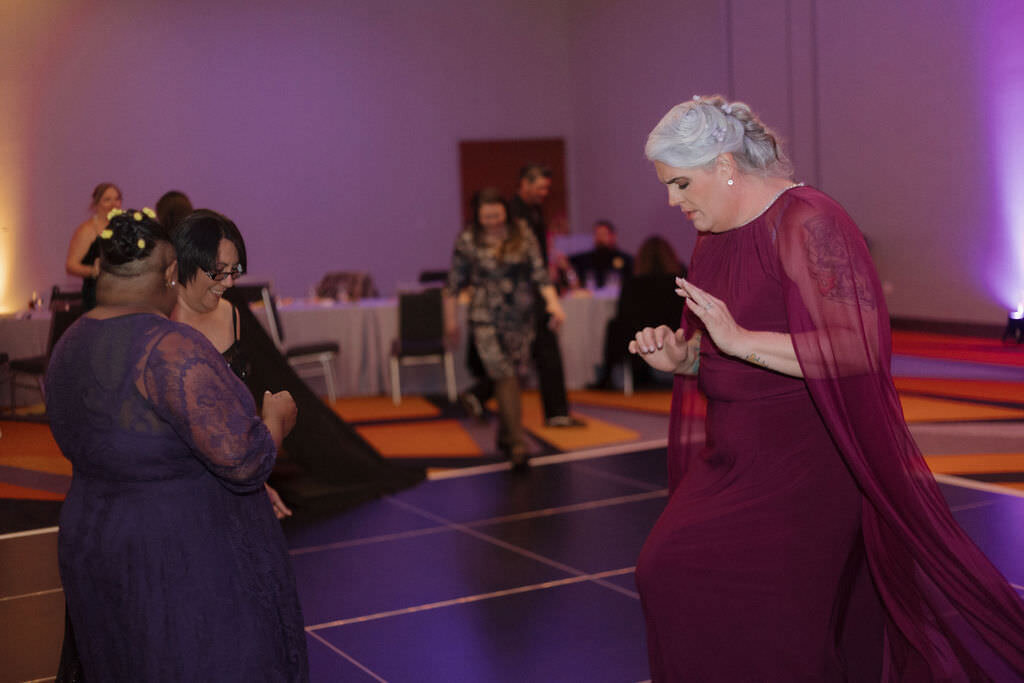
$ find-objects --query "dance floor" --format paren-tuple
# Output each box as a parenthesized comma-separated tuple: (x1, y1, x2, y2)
(1, 332, 1023, 681)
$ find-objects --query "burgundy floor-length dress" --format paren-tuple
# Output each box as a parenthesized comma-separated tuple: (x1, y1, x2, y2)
(45, 314, 308, 682)
(635, 186, 1024, 682)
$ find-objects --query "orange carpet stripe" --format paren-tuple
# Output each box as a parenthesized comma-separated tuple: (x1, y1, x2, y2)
(923, 453, 1024, 474)
(356, 419, 482, 458)
(519, 393, 639, 450)
(330, 396, 441, 423)
(0, 481, 65, 501)
(898, 395, 1024, 423)
(892, 331, 1024, 367)
(568, 390, 675, 414)
(0, 421, 65, 461)
(0, 455, 72, 476)
(893, 378, 1024, 405)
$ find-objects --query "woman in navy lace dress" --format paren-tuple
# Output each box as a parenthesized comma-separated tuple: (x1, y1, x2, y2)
(46, 208, 308, 681)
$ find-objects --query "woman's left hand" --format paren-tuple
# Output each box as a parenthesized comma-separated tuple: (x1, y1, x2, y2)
(675, 277, 747, 358)
(266, 483, 292, 519)
(547, 301, 566, 331)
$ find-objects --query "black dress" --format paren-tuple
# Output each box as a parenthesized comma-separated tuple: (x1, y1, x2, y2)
(224, 293, 424, 511)
(79, 240, 99, 312)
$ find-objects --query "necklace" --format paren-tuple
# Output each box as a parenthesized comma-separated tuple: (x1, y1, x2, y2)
(748, 182, 804, 224)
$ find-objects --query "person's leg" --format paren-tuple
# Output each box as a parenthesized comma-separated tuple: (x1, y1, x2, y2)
(461, 334, 494, 418)
(532, 312, 582, 426)
(494, 375, 527, 469)
(588, 318, 621, 390)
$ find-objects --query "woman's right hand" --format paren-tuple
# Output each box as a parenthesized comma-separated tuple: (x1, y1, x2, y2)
(262, 390, 298, 438)
(628, 325, 697, 374)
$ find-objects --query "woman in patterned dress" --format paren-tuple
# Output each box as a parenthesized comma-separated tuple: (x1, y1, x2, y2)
(445, 188, 566, 468)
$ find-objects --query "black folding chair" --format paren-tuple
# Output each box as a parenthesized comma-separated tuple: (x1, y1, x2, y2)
(232, 283, 339, 402)
(389, 287, 456, 405)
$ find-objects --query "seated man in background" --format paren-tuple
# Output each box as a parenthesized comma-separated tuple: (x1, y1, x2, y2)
(588, 235, 686, 390)
(569, 220, 633, 289)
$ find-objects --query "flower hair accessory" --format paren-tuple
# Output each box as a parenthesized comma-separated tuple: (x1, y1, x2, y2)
(107, 208, 125, 221)
(142, 207, 156, 219)
(100, 229, 113, 239)
(133, 211, 143, 221)
(137, 238, 147, 249)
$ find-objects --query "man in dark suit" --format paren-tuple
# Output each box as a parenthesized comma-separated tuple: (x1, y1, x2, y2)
(569, 220, 633, 289)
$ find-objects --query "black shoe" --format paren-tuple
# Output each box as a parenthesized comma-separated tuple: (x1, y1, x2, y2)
(459, 391, 484, 419)
(509, 449, 530, 472)
(544, 415, 585, 428)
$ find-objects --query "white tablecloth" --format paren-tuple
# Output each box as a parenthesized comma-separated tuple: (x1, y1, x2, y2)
(256, 292, 618, 397)
(0, 292, 619, 404)
(0, 313, 51, 361)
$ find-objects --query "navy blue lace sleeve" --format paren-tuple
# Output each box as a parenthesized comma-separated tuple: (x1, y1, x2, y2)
(139, 322, 276, 493)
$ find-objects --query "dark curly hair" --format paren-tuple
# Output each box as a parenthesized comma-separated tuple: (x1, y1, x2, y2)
(98, 209, 171, 276)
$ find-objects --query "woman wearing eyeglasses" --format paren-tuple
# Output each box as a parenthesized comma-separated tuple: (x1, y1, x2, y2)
(170, 209, 292, 519)
(171, 210, 424, 515)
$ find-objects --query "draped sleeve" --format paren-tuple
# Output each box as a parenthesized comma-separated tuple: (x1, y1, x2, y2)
(138, 323, 276, 493)
(774, 189, 1024, 681)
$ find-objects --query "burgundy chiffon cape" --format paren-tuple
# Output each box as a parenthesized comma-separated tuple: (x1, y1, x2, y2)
(668, 187, 1024, 681)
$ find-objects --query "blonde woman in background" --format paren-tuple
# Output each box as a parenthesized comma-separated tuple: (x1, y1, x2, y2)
(65, 182, 122, 310)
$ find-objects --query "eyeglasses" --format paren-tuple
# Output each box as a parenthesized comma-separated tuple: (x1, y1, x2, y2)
(205, 264, 244, 281)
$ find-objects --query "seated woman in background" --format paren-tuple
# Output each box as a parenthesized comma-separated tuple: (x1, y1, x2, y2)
(588, 235, 686, 390)
(156, 189, 193, 232)
(173, 209, 423, 512)
(445, 187, 565, 469)
(46, 208, 308, 680)
(64, 182, 122, 310)
(171, 209, 291, 518)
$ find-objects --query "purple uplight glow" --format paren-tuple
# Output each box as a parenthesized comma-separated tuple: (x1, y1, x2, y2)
(984, 1, 1024, 312)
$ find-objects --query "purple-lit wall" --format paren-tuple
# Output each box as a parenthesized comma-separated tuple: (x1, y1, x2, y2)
(12, 0, 573, 302)
(567, 0, 1021, 325)
(6, 0, 1021, 325)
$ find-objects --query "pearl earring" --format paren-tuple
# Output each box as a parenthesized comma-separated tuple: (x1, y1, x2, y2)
(727, 178, 735, 186)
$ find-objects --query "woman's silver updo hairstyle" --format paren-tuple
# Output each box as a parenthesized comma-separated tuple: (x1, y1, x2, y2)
(645, 95, 792, 178)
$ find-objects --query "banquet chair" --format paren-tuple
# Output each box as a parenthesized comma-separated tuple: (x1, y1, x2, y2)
(8, 300, 84, 410)
(231, 283, 339, 402)
(389, 287, 456, 406)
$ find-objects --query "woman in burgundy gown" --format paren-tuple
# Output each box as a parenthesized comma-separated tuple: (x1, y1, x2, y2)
(45, 209, 308, 681)
(630, 95, 1024, 681)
